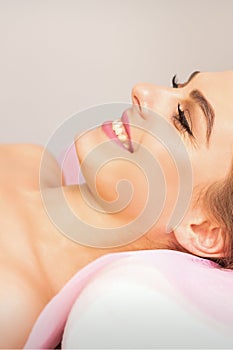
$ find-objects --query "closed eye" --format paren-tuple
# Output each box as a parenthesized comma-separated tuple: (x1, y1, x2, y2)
(173, 104, 194, 138)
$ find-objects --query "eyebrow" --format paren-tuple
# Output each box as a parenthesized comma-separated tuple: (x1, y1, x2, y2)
(180, 71, 215, 145)
(189, 89, 215, 145)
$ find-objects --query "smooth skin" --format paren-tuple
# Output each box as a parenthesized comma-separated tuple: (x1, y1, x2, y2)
(0, 71, 232, 348)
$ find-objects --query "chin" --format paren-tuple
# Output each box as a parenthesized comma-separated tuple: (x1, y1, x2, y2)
(74, 127, 101, 164)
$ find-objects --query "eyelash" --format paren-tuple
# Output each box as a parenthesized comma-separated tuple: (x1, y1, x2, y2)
(174, 104, 194, 137)
(172, 74, 179, 89)
(171, 74, 194, 137)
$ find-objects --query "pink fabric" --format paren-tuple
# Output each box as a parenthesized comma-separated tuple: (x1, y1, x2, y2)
(24, 250, 233, 349)
(24, 252, 122, 349)
(57, 143, 85, 185)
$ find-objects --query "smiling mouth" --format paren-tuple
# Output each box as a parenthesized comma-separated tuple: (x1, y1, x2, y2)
(112, 119, 132, 151)
(101, 110, 134, 153)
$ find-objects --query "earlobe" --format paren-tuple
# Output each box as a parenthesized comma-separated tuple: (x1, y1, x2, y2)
(173, 211, 226, 258)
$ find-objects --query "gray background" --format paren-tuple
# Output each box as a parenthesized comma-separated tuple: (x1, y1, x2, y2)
(0, 0, 232, 145)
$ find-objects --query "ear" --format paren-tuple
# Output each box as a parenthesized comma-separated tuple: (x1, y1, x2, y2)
(173, 209, 226, 258)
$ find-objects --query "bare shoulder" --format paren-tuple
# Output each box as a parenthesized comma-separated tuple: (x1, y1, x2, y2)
(0, 142, 45, 155)
(0, 143, 65, 187)
(0, 267, 49, 349)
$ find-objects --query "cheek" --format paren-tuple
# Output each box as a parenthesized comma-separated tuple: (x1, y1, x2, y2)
(191, 142, 231, 187)
(143, 134, 180, 194)
(141, 133, 190, 225)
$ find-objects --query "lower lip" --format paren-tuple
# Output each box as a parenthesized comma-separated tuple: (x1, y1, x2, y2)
(101, 111, 134, 153)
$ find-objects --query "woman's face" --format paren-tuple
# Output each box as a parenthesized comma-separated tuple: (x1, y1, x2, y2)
(75, 71, 233, 234)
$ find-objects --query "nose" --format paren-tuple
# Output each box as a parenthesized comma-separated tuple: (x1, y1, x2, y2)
(132, 83, 155, 111)
(131, 82, 179, 117)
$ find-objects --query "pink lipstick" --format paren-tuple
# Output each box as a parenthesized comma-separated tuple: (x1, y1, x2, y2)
(101, 110, 134, 153)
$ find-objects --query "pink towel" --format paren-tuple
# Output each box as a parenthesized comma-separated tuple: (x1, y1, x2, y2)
(24, 250, 233, 349)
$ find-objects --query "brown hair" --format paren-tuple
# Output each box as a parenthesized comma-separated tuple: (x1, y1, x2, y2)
(198, 159, 233, 269)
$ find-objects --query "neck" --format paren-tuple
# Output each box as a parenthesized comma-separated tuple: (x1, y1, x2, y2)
(38, 183, 175, 293)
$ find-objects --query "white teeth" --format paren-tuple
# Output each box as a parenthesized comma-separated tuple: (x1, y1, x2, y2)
(112, 119, 122, 128)
(112, 120, 123, 135)
(112, 118, 130, 149)
(114, 127, 123, 136)
(118, 134, 127, 142)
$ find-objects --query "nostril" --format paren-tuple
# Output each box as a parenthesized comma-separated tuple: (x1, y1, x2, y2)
(132, 95, 141, 112)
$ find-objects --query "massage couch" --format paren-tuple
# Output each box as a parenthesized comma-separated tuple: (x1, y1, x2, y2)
(23, 144, 233, 349)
